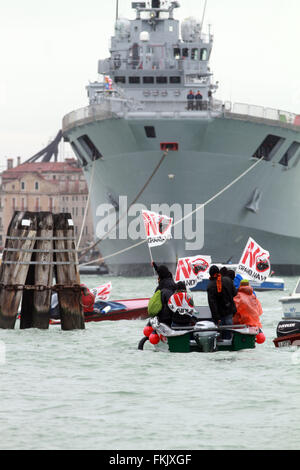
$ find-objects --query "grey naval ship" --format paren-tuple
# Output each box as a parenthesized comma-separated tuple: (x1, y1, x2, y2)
(62, 0, 300, 275)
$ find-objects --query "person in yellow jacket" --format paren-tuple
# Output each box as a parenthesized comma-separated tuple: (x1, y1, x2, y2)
(233, 280, 263, 328)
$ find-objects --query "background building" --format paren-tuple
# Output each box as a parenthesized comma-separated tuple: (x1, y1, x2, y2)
(0, 157, 94, 250)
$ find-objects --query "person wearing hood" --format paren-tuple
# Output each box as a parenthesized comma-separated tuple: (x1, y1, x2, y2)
(227, 269, 256, 296)
(233, 280, 263, 328)
(152, 262, 177, 326)
(227, 269, 244, 290)
(81, 284, 96, 314)
(207, 265, 237, 338)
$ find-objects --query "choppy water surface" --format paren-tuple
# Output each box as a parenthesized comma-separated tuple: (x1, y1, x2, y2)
(0, 275, 299, 450)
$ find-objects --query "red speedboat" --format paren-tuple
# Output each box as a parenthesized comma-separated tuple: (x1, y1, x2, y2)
(50, 298, 149, 325)
(274, 333, 300, 348)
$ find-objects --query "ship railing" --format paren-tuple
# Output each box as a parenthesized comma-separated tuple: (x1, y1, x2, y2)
(62, 97, 225, 130)
(62, 97, 300, 131)
(62, 97, 144, 131)
(62, 101, 118, 131)
(110, 57, 211, 73)
(227, 102, 300, 126)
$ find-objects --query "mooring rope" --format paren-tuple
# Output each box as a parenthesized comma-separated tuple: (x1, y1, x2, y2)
(78, 150, 169, 257)
(79, 157, 264, 267)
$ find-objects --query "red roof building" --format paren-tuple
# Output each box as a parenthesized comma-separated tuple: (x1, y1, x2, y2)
(0, 158, 94, 250)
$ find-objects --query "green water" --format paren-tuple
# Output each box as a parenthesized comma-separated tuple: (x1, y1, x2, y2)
(0, 275, 299, 450)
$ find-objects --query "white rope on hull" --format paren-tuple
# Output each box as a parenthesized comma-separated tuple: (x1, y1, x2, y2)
(79, 157, 264, 267)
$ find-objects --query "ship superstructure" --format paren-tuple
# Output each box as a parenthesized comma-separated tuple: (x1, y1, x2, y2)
(63, 1, 300, 275)
(88, 0, 217, 110)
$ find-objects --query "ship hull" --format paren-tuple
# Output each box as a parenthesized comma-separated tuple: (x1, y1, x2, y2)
(64, 113, 300, 275)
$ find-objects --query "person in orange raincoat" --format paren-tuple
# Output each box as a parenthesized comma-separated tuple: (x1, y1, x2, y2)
(233, 280, 263, 328)
(81, 284, 95, 314)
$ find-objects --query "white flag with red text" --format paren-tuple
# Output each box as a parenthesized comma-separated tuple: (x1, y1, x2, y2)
(142, 210, 173, 248)
(236, 238, 271, 283)
(175, 255, 212, 288)
(91, 282, 112, 302)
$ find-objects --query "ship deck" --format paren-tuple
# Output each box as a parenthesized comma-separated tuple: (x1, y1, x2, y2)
(62, 98, 300, 134)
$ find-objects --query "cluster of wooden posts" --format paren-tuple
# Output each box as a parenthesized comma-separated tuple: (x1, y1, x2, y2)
(0, 212, 85, 330)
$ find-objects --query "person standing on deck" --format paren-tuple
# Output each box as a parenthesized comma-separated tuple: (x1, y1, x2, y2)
(195, 91, 203, 110)
(187, 90, 195, 110)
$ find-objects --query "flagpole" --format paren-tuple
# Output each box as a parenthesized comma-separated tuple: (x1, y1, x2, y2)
(148, 244, 157, 276)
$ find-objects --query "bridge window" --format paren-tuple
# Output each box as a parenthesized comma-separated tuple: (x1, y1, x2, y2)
(252, 135, 285, 161)
(145, 126, 156, 138)
(279, 142, 300, 167)
(115, 76, 126, 84)
(129, 76, 140, 84)
(182, 48, 189, 58)
(191, 48, 199, 60)
(143, 77, 154, 84)
(170, 77, 181, 84)
(174, 48, 180, 59)
(78, 135, 103, 161)
(156, 77, 167, 84)
(200, 48, 208, 61)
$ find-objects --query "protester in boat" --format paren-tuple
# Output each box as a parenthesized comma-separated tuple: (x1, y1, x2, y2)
(207, 265, 237, 338)
(233, 280, 263, 328)
(169, 282, 199, 327)
(220, 266, 228, 277)
(221, 268, 238, 297)
(227, 269, 257, 297)
(227, 269, 243, 290)
(81, 284, 96, 315)
(152, 262, 177, 326)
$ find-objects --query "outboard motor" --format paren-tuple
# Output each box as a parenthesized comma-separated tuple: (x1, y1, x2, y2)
(193, 321, 219, 353)
(277, 320, 300, 338)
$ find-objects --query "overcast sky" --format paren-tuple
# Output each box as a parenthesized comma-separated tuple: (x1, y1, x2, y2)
(0, 0, 299, 164)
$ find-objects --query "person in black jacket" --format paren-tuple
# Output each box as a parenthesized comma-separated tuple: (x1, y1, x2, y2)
(220, 267, 238, 297)
(153, 263, 177, 326)
(207, 265, 237, 339)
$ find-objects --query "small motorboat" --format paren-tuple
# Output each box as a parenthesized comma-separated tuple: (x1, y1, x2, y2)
(50, 298, 149, 325)
(138, 306, 261, 353)
(191, 264, 284, 292)
(274, 278, 300, 348)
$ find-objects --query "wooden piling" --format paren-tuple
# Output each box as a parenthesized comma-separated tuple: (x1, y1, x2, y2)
(0, 212, 37, 329)
(20, 212, 54, 329)
(53, 213, 85, 330)
(32, 212, 54, 329)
